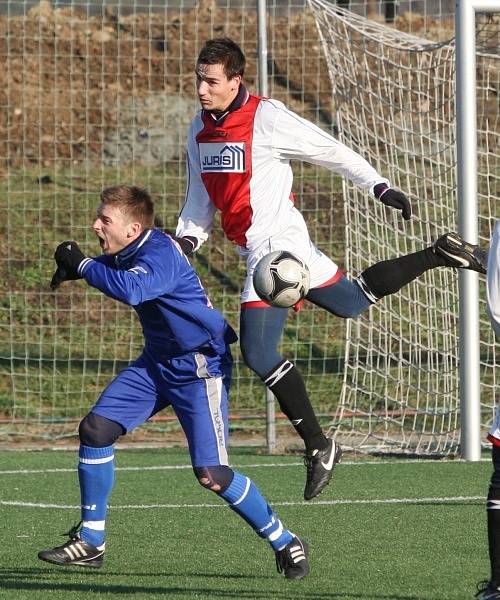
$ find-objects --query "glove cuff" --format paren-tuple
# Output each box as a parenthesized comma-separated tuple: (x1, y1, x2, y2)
(175, 236, 197, 256)
(78, 257, 93, 276)
(373, 183, 389, 199)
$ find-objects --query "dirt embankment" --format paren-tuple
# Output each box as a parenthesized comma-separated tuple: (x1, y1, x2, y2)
(0, 1, 458, 169)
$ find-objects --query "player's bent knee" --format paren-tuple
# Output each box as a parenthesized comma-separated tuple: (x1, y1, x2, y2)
(193, 465, 234, 493)
(79, 413, 125, 447)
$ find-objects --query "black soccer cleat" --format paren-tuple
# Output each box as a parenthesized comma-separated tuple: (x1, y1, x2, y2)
(275, 536, 310, 580)
(38, 522, 104, 568)
(303, 436, 342, 501)
(476, 581, 500, 600)
(433, 231, 488, 274)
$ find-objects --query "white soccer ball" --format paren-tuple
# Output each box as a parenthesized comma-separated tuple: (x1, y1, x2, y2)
(253, 250, 310, 308)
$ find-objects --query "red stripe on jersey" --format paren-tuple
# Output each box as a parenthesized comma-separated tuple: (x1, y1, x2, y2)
(488, 433, 500, 447)
(197, 95, 262, 247)
(312, 269, 344, 289)
(241, 299, 307, 311)
(241, 300, 272, 309)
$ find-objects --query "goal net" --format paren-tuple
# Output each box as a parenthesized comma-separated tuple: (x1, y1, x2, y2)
(308, 0, 499, 454)
(0, 0, 347, 445)
(0, 0, 497, 453)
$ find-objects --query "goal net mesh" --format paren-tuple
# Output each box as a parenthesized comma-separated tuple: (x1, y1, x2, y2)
(308, 0, 499, 454)
(0, 0, 497, 452)
(0, 0, 347, 445)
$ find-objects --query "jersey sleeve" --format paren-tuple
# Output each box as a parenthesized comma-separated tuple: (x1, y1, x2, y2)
(487, 220, 500, 337)
(90, 255, 115, 267)
(78, 243, 180, 306)
(176, 116, 217, 250)
(267, 100, 389, 195)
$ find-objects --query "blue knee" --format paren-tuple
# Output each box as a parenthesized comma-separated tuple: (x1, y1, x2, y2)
(306, 277, 371, 318)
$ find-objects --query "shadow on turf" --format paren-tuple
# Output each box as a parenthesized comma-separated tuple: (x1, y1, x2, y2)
(0, 567, 447, 599)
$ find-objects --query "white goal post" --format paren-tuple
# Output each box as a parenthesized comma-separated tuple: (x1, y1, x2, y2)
(457, 0, 499, 460)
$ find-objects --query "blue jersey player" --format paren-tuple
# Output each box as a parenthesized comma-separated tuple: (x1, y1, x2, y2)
(37, 185, 309, 579)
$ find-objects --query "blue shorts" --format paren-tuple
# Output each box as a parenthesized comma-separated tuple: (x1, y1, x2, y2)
(91, 348, 232, 467)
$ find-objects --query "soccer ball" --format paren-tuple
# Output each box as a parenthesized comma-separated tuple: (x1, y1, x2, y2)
(253, 250, 310, 308)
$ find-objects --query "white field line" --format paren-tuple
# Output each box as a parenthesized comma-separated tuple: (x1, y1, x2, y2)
(0, 457, 491, 476)
(0, 460, 486, 509)
(0, 495, 485, 510)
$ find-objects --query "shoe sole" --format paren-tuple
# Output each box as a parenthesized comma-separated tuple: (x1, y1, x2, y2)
(38, 554, 104, 568)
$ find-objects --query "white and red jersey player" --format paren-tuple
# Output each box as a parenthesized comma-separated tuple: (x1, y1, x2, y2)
(176, 90, 390, 304)
(487, 221, 500, 445)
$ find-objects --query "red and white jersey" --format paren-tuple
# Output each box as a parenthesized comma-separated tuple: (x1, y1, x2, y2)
(487, 221, 500, 337)
(176, 92, 389, 252)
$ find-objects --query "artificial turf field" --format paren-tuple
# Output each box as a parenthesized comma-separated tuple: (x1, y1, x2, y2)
(0, 447, 494, 599)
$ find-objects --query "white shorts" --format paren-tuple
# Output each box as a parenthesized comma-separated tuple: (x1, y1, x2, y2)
(239, 207, 340, 304)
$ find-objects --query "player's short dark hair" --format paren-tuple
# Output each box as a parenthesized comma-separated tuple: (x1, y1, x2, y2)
(196, 37, 245, 79)
(100, 186, 155, 229)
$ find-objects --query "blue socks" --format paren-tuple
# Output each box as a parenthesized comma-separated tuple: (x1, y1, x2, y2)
(220, 471, 293, 551)
(77, 450, 293, 553)
(78, 444, 115, 548)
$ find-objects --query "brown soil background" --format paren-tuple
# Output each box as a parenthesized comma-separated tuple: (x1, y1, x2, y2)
(0, 0, 456, 169)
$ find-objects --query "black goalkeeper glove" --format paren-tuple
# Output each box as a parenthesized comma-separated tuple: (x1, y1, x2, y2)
(171, 235, 197, 256)
(50, 266, 73, 290)
(50, 241, 86, 290)
(374, 184, 412, 221)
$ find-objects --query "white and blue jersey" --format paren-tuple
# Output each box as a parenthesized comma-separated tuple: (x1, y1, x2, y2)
(79, 229, 237, 467)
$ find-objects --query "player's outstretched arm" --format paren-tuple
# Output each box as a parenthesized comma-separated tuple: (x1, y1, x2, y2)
(79, 244, 180, 307)
(268, 101, 411, 220)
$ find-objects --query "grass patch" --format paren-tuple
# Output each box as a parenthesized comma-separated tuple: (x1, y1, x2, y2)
(0, 448, 492, 599)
